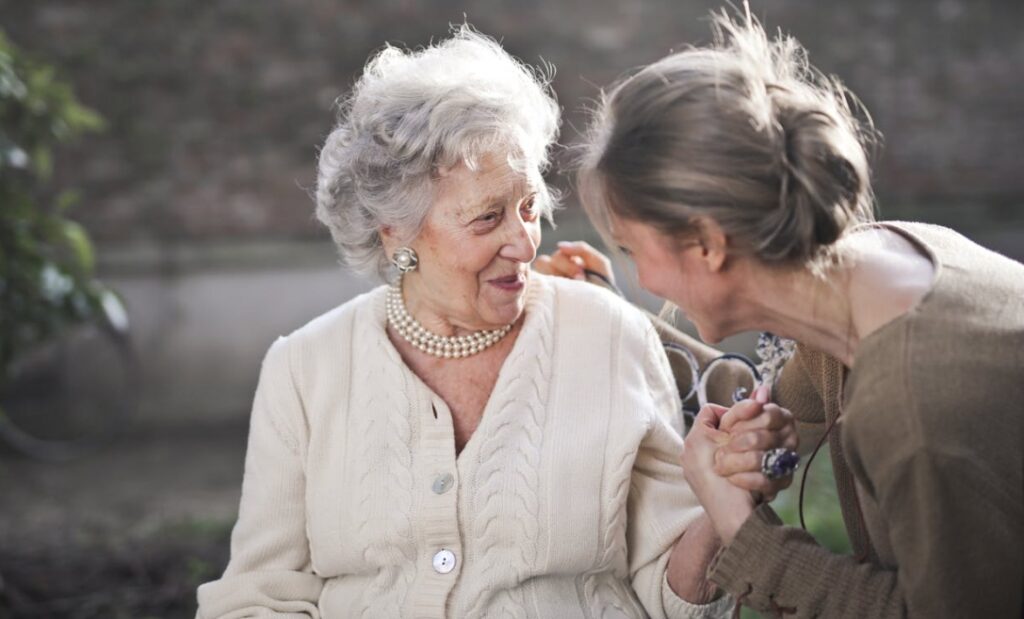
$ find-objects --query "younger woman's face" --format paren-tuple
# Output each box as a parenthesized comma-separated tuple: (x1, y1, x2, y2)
(609, 215, 736, 344)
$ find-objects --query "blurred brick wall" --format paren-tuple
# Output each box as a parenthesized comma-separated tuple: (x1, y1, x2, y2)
(3, 0, 1023, 245)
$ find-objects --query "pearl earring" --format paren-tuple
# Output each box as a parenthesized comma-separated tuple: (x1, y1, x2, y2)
(391, 247, 418, 273)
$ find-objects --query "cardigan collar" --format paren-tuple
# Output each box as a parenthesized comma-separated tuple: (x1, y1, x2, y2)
(365, 273, 553, 452)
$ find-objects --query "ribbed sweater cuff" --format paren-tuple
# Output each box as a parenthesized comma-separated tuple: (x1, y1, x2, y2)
(706, 503, 784, 595)
(661, 572, 734, 619)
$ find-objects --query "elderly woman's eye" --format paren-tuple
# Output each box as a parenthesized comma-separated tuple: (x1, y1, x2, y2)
(520, 197, 539, 221)
(475, 210, 502, 226)
(617, 245, 633, 257)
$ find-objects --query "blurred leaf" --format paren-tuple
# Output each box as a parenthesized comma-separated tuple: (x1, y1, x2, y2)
(99, 288, 130, 333)
(0, 27, 111, 389)
(55, 188, 80, 213)
(31, 143, 52, 178)
(64, 102, 105, 132)
(59, 219, 95, 275)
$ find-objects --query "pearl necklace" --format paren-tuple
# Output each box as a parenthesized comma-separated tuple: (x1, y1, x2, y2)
(385, 284, 512, 358)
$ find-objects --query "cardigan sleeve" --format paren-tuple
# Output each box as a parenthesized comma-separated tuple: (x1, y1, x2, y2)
(196, 336, 324, 618)
(707, 449, 1010, 619)
(708, 504, 904, 618)
(626, 324, 733, 619)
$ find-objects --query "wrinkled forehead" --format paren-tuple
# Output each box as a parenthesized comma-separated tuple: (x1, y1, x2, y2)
(434, 151, 541, 212)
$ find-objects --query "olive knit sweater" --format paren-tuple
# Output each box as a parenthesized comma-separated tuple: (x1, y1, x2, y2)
(668, 222, 1023, 618)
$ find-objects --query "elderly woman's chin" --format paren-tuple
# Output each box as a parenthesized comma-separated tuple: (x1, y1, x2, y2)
(481, 269, 531, 325)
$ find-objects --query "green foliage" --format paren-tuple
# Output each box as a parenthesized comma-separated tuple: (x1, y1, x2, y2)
(0, 29, 122, 389)
(773, 448, 852, 555)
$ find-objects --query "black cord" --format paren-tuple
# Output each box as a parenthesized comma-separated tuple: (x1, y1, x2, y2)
(582, 268, 625, 297)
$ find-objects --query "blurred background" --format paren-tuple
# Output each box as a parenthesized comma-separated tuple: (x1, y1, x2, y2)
(0, 1, 1021, 617)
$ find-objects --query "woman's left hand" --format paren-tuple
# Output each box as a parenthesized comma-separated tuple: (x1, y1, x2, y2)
(715, 386, 799, 501)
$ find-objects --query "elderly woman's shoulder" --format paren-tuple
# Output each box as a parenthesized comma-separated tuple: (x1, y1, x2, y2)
(542, 274, 654, 336)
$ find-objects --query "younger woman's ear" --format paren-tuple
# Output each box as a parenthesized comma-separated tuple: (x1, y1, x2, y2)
(696, 218, 728, 273)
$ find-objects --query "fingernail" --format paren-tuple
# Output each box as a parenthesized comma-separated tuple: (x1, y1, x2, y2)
(557, 241, 572, 247)
(755, 384, 770, 404)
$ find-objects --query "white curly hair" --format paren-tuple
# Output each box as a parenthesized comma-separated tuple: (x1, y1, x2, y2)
(315, 26, 561, 278)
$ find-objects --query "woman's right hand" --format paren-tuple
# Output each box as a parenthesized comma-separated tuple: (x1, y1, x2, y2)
(682, 403, 757, 545)
(534, 241, 615, 285)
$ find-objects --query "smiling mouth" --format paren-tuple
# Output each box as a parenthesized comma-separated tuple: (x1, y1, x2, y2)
(488, 272, 527, 289)
(490, 273, 523, 284)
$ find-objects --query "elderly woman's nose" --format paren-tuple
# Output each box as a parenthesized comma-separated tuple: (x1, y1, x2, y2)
(499, 218, 538, 263)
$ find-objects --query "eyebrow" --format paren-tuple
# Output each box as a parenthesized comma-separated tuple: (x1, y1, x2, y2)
(464, 188, 537, 218)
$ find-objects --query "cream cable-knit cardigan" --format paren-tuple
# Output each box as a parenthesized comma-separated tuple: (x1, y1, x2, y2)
(196, 274, 732, 619)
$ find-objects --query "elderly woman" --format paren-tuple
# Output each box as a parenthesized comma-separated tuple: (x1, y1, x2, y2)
(195, 29, 794, 619)
(545, 8, 1023, 619)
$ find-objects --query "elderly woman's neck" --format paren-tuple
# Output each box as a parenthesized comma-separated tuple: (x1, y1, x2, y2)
(401, 276, 490, 337)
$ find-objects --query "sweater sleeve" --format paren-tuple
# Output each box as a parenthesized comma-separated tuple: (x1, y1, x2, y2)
(708, 504, 903, 618)
(711, 437, 1023, 619)
(627, 325, 733, 619)
(196, 336, 324, 618)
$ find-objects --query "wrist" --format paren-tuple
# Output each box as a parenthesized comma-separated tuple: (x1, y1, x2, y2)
(708, 498, 755, 546)
(665, 514, 723, 604)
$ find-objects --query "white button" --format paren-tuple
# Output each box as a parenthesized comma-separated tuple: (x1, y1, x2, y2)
(432, 549, 457, 574)
(432, 473, 454, 494)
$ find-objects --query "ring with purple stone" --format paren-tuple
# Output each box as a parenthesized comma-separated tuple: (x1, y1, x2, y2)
(761, 448, 800, 480)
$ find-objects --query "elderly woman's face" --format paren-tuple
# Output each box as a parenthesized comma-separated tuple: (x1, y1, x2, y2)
(398, 152, 542, 332)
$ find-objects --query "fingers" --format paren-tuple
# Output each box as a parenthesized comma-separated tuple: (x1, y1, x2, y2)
(533, 254, 556, 275)
(688, 404, 733, 450)
(719, 384, 770, 432)
(719, 398, 764, 433)
(536, 241, 617, 284)
(555, 241, 613, 279)
(715, 445, 799, 502)
(533, 251, 585, 280)
(707, 396, 800, 501)
(714, 448, 762, 478)
(715, 424, 799, 475)
(693, 403, 729, 429)
(754, 383, 770, 404)
(725, 471, 794, 498)
(727, 404, 794, 435)
(550, 251, 586, 280)
(724, 426, 799, 454)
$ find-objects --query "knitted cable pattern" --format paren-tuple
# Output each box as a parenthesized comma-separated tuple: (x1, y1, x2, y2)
(461, 280, 554, 618)
(354, 299, 417, 618)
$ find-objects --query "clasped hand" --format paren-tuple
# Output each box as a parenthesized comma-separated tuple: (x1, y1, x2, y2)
(682, 385, 798, 545)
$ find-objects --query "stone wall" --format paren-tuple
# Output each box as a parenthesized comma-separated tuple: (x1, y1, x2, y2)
(3, 0, 1021, 426)
(3, 0, 1023, 245)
